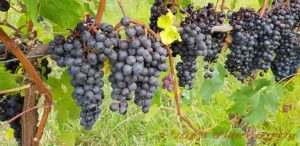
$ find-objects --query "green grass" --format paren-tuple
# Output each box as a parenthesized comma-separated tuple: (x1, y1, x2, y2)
(1, 0, 300, 146)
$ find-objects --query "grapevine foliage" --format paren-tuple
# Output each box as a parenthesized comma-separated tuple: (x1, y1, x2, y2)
(1, 0, 300, 145)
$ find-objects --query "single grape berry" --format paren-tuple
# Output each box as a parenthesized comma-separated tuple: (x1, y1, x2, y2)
(121, 17, 131, 27)
(0, 0, 10, 12)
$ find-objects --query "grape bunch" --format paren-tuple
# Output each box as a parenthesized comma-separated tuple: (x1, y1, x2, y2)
(47, 18, 117, 130)
(0, 94, 24, 144)
(225, 8, 261, 82)
(149, 0, 177, 33)
(268, 2, 300, 81)
(162, 74, 174, 92)
(109, 18, 168, 114)
(225, 8, 282, 82)
(172, 3, 226, 88)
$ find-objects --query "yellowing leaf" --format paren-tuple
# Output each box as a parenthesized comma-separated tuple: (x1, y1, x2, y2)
(157, 10, 174, 29)
(5, 128, 14, 140)
(160, 26, 182, 45)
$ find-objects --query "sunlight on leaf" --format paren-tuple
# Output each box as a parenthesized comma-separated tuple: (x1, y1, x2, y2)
(5, 128, 14, 140)
(160, 26, 181, 45)
(157, 10, 174, 29)
(157, 10, 181, 45)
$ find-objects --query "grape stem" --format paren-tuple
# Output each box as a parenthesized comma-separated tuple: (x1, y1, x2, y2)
(117, 0, 126, 17)
(260, 0, 268, 17)
(285, 0, 290, 7)
(0, 28, 53, 145)
(95, 0, 107, 26)
(171, 0, 176, 12)
(221, 34, 232, 52)
(1, 54, 49, 63)
(221, 0, 225, 12)
(0, 84, 31, 94)
(0, 105, 47, 129)
(165, 45, 202, 132)
(274, 69, 300, 86)
(114, 18, 160, 40)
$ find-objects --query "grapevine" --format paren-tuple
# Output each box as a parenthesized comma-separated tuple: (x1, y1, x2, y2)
(0, 0, 300, 145)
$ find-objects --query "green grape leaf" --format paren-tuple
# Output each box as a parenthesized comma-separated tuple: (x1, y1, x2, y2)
(58, 131, 76, 146)
(83, 2, 96, 17)
(39, 0, 83, 29)
(228, 79, 284, 125)
(200, 63, 225, 104)
(45, 72, 80, 124)
(253, 78, 271, 91)
(245, 85, 284, 124)
(176, 0, 192, 7)
(158, 11, 181, 45)
(264, 85, 284, 114)
(258, 0, 264, 6)
(228, 86, 256, 115)
(207, 120, 245, 146)
(0, 63, 18, 91)
(231, 0, 238, 9)
(245, 97, 266, 124)
(258, 0, 273, 6)
(23, 0, 39, 23)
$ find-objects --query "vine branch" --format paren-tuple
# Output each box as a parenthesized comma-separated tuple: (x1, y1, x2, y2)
(117, 0, 126, 17)
(0, 28, 52, 145)
(221, 0, 225, 12)
(260, 0, 268, 17)
(95, 0, 107, 26)
(114, 19, 160, 40)
(0, 84, 31, 94)
(0, 105, 43, 129)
